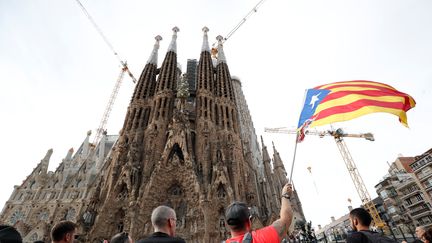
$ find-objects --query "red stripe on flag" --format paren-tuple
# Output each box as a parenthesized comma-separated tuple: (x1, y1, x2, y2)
(313, 99, 410, 121)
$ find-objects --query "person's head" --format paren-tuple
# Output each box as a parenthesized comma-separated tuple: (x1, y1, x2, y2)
(0, 225, 22, 243)
(423, 227, 432, 243)
(349, 208, 372, 231)
(225, 202, 251, 234)
(416, 226, 426, 239)
(110, 232, 132, 243)
(50, 221, 77, 243)
(151, 206, 177, 236)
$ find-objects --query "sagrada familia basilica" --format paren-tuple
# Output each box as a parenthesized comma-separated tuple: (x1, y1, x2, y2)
(0, 27, 305, 243)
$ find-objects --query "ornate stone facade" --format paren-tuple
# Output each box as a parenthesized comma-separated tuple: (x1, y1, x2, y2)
(86, 27, 305, 242)
(0, 132, 118, 242)
(1, 27, 305, 243)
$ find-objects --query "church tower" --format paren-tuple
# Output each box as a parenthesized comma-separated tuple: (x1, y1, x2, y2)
(85, 27, 303, 243)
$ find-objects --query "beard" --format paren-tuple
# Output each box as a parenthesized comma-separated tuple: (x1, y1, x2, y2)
(350, 221, 357, 232)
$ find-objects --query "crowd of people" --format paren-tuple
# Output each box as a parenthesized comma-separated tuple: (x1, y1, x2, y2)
(0, 183, 431, 243)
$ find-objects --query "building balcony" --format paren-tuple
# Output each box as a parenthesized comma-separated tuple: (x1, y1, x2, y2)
(412, 158, 432, 173)
(396, 180, 416, 191)
(384, 197, 397, 206)
(407, 199, 426, 208)
(419, 172, 432, 182)
(400, 190, 420, 200)
(410, 207, 431, 218)
(392, 214, 402, 222)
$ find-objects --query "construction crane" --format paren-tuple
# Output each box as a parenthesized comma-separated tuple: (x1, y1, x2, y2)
(264, 127, 387, 229)
(92, 66, 127, 145)
(74, 0, 137, 146)
(211, 0, 268, 58)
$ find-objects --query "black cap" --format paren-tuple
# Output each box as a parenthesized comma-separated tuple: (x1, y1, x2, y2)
(225, 202, 250, 226)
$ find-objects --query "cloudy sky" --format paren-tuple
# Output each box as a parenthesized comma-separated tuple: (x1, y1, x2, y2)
(1, 0, 431, 228)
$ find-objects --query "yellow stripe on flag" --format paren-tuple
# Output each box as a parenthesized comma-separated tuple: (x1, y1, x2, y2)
(310, 106, 409, 128)
(314, 95, 406, 115)
(327, 87, 380, 93)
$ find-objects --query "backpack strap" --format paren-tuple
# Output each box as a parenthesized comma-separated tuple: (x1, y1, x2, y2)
(242, 232, 253, 243)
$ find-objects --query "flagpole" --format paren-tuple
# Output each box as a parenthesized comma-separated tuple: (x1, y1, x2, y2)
(288, 134, 299, 184)
(288, 89, 308, 184)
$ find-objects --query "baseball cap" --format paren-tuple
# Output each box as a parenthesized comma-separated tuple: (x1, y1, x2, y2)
(225, 202, 250, 226)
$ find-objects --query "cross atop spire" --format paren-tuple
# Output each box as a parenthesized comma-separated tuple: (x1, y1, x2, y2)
(168, 26, 180, 53)
(147, 35, 162, 64)
(201, 26, 210, 52)
(216, 35, 227, 64)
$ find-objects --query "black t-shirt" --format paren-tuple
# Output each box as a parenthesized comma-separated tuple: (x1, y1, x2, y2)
(346, 231, 373, 243)
(136, 232, 186, 243)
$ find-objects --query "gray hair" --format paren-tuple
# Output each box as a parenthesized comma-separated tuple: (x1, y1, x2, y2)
(151, 205, 176, 228)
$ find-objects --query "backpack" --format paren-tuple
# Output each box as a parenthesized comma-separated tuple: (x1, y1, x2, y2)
(359, 231, 397, 243)
(223, 232, 253, 243)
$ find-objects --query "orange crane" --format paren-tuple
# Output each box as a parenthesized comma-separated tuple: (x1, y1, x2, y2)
(74, 0, 137, 146)
(211, 0, 268, 58)
(264, 127, 386, 229)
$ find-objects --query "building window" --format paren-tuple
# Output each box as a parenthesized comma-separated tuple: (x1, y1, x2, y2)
(30, 233, 38, 241)
(405, 198, 412, 205)
(39, 211, 49, 221)
(380, 190, 388, 199)
(65, 208, 76, 221)
(168, 184, 182, 196)
(388, 206, 396, 214)
(217, 184, 227, 199)
(416, 194, 423, 201)
(10, 210, 24, 225)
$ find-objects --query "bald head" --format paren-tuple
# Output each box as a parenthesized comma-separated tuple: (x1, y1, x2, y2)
(151, 206, 176, 228)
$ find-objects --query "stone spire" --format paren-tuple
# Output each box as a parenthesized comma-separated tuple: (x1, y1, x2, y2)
(201, 26, 210, 52)
(196, 26, 214, 95)
(216, 35, 227, 64)
(65, 148, 74, 161)
(39, 148, 53, 174)
(261, 136, 271, 164)
(146, 35, 162, 64)
(81, 130, 92, 158)
(214, 34, 235, 102)
(272, 141, 285, 170)
(167, 26, 180, 53)
(155, 27, 179, 93)
(132, 35, 162, 101)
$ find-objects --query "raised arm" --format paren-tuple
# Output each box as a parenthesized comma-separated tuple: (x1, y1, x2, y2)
(271, 183, 294, 239)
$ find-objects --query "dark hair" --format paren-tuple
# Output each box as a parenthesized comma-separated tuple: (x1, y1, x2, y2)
(225, 202, 250, 232)
(0, 225, 22, 243)
(34, 241, 45, 243)
(424, 227, 432, 243)
(110, 232, 130, 243)
(50, 221, 76, 241)
(349, 208, 372, 227)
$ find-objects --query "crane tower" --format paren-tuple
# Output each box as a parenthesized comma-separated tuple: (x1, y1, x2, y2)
(264, 127, 386, 229)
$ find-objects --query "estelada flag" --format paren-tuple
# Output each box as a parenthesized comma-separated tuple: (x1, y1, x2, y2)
(297, 80, 416, 137)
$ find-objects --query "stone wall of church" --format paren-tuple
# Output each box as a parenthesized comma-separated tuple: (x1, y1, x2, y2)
(0, 133, 117, 242)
